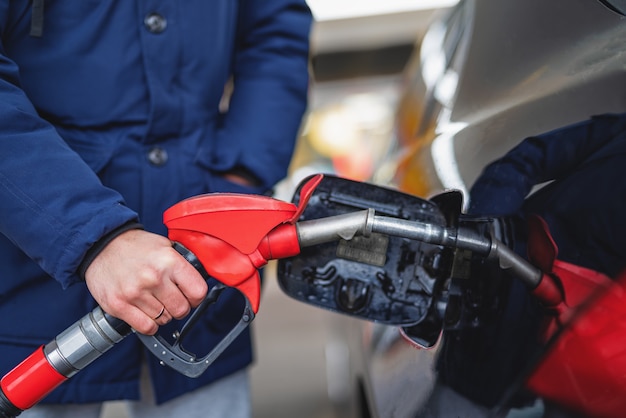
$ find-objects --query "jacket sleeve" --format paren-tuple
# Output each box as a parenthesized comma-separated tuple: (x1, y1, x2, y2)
(210, 0, 312, 190)
(468, 113, 626, 216)
(0, 50, 139, 288)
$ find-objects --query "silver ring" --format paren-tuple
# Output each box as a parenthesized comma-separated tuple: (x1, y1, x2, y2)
(154, 306, 165, 320)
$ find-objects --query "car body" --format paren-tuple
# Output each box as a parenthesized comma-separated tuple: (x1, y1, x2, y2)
(321, 0, 626, 416)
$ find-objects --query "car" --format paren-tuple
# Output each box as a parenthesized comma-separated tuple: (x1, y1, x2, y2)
(278, 0, 626, 417)
(388, 0, 626, 200)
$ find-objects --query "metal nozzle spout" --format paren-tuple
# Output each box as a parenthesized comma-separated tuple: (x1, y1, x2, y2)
(296, 209, 374, 248)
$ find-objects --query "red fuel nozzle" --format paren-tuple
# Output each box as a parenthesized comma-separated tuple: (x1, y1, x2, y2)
(163, 174, 322, 313)
(0, 177, 324, 417)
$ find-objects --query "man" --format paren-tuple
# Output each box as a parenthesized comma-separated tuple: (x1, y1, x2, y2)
(0, 1, 312, 417)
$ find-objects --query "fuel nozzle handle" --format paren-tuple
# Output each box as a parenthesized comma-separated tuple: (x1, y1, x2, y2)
(0, 175, 328, 417)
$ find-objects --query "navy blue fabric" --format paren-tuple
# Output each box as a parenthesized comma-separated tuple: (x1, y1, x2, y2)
(469, 112, 626, 277)
(0, 1, 311, 404)
(443, 112, 626, 407)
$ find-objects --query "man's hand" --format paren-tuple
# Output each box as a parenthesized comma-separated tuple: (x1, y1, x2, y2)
(84, 229, 208, 335)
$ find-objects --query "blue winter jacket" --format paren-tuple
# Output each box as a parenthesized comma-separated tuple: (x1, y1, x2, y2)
(469, 112, 626, 277)
(0, 0, 311, 405)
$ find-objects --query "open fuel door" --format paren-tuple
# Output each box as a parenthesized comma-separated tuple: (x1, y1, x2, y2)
(276, 175, 457, 347)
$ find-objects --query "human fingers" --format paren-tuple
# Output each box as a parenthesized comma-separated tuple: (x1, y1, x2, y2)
(141, 245, 206, 318)
(153, 305, 165, 321)
(84, 229, 206, 330)
(133, 297, 173, 326)
(150, 277, 193, 320)
(117, 246, 203, 322)
(166, 247, 209, 310)
(102, 300, 160, 335)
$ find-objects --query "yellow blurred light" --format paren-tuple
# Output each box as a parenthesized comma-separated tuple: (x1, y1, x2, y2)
(307, 105, 360, 157)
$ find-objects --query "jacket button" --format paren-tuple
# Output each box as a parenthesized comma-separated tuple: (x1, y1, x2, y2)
(147, 147, 168, 166)
(144, 13, 167, 33)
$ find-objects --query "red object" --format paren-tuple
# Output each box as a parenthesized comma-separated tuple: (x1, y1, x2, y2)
(526, 215, 612, 341)
(527, 272, 626, 418)
(0, 346, 67, 410)
(524, 215, 626, 417)
(164, 174, 322, 313)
